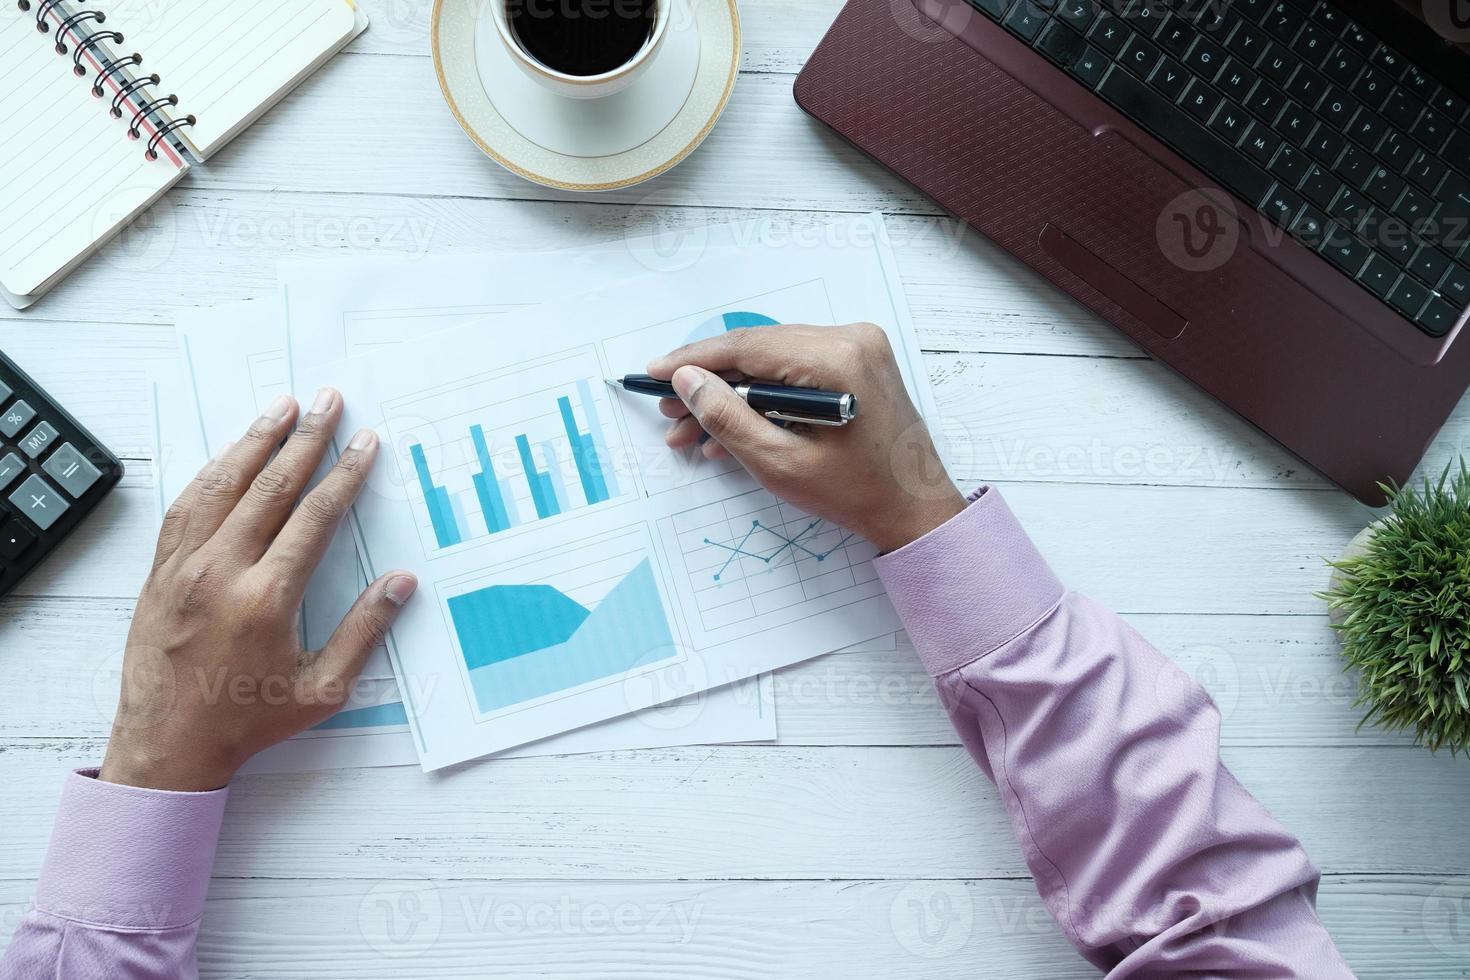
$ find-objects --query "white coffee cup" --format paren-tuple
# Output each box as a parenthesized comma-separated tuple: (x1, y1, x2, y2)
(488, 0, 672, 99)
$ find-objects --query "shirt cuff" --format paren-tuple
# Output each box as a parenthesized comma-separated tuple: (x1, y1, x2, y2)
(35, 769, 228, 930)
(874, 487, 1064, 677)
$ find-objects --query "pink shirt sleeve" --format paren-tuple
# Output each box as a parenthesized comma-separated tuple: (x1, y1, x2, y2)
(873, 488, 1355, 977)
(0, 769, 227, 980)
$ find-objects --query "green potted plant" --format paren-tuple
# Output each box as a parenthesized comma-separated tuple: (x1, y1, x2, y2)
(1324, 463, 1470, 755)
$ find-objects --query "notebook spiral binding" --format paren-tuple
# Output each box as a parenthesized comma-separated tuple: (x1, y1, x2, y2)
(18, 0, 196, 161)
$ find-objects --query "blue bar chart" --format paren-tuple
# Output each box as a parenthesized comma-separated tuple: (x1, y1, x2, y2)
(393, 351, 629, 555)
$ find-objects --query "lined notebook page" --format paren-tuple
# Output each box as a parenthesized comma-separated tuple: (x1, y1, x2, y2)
(0, 7, 185, 301)
(107, 0, 359, 158)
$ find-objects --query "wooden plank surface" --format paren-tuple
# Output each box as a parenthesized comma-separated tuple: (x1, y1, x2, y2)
(1, 1, 1467, 977)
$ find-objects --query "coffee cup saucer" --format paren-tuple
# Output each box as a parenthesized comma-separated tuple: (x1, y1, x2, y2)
(431, 0, 740, 192)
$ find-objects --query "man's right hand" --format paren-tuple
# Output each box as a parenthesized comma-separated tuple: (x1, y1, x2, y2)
(647, 323, 966, 554)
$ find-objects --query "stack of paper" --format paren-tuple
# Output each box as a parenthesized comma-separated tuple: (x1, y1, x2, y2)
(153, 214, 922, 773)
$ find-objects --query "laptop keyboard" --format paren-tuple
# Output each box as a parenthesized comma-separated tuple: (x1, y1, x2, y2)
(969, 0, 1470, 337)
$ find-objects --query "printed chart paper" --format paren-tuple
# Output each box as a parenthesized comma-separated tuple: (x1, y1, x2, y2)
(322, 215, 935, 768)
(154, 302, 777, 773)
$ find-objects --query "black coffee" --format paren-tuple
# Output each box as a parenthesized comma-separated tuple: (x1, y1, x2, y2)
(508, 0, 657, 77)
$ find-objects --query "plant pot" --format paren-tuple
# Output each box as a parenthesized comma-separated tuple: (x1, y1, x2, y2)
(1327, 519, 1387, 628)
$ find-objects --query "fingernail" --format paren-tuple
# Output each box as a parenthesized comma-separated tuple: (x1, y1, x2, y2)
(671, 366, 704, 401)
(384, 574, 417, 607)
(262, 394, 295, 421)
(348, 428, 376, 451)
(310, 387, 336, 415)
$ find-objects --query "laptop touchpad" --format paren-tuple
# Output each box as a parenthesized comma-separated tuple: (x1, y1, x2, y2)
(1038, 224, 1188, 341)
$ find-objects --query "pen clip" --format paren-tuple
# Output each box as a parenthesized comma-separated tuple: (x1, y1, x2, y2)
(763, 410, 847, 427)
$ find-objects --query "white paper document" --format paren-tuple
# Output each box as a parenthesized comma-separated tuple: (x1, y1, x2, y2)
(319, 216, 935, 769)
(154, 302, 777, 773)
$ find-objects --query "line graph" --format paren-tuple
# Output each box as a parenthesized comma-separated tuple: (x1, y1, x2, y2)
(663, 489, 881, 633)
(705, 519, 854, 582)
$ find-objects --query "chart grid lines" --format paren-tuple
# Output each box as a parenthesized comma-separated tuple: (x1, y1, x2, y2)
(665, 490, 881, 634)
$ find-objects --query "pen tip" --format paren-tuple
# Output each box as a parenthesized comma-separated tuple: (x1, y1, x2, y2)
(603, 378, 622, 390)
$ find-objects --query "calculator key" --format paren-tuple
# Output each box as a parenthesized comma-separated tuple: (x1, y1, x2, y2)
(8, 474, 69, 531)
(42, 443, 104, 498)
(0, 400, 36, 438)
(0, 519, 34, 563)
(0, 453, 23, 492)
(20, 421, 58, 459)
(0, 379, 10, 403)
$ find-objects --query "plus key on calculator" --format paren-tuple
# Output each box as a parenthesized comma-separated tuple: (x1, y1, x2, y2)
(0, 351, 123, 598)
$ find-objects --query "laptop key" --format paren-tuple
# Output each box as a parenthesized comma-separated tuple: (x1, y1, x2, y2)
(1119, 33, 1164, 77)
(1225, 22, 1269, 63)
(1088, 11, 1130, 54)
(1387, 275, 1431, 317)
(1358, 253, 1399, 297)
(1328, 185, 1371, 226)
(1037, 21, 1088, 68)
(1364, 167, 1406, 206)
(1208, 100, 1252, 144)
(1148, 56, 1190, 100)
(1369, 42, 1406, 80)
(1004, 1, 1048, 42)
(1182, 34, 1227, 78)
(1242, 125, 1282, 166)
(1416, 297, 1461, 337)
(1337, 144, 1374, 187)
(1270, 143, 1310, 186)
(1069, 44, 1110, 87)
(1300, 163, 1341, 207)
(1182, 79, 1218, 122)
(1290, 203, 1329, 244)
(1262, 184, 1306, 226)
(1217, 61, 1257, 100)
(1304, 126, 1346, 165)
(1408, 244, 1452, 286)
(1440, 264, 1470, 307)
(1156, 15, 1193, 57)
(1055, 0, 1096, 30)
(1319, 225, 1371, 275)
(1321, 46, 1362, 86)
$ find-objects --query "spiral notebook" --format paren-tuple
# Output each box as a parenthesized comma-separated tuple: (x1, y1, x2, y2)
(0, 0, 367, 310)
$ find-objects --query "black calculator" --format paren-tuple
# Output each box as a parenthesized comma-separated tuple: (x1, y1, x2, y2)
(0, 351, 123, 598)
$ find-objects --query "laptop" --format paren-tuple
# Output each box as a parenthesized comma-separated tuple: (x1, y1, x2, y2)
(795, 0, 1470, 504)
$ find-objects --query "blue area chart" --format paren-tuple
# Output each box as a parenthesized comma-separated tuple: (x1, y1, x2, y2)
(449, 558, 676, 714)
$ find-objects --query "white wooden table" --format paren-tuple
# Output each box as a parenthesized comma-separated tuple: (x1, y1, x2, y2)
(3, 1, 1469, 975)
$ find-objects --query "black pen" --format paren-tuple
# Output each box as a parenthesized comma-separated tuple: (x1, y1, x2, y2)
(605, 374, 859, 427)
